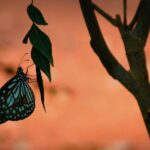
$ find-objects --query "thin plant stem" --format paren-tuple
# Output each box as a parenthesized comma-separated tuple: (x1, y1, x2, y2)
(31, 0, 34, 5)
(123, 0, 127, 26)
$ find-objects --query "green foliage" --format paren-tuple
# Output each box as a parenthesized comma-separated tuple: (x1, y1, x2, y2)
(31, 47, 51, 81)
(36, 67, 46, 111)
(29, 24, 53, 66)
(23, 2, 53, 110)
(27, 4, 48, 25)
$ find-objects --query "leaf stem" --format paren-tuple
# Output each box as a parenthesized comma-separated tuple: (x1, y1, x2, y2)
(31, 0, 34, 5)
(123, 0, 127, 26)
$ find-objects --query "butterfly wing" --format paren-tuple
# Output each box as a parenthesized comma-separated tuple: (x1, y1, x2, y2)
(0, 88, 8, 124)
(0, 76, 35, 122)
(0, 77, 17, 123)
(8, 81, 35, 121)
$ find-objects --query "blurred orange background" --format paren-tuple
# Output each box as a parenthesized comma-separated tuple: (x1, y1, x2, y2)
(0, 0, 150, 149)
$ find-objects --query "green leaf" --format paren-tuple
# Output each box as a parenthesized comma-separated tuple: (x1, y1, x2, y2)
(27, 4, 48, 25)
(29, 24, 53, 66)
(31, 47, 51, 81)
(36, 67, 46, 111)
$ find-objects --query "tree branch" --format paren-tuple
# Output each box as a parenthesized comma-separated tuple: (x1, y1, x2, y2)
(79, 0, 150, 137)
(91, 2, 118, 26)
(119, 0, 150, 84)
(123, 0, 127, 26)
(31, 0, 33, 5)
(115, 2, 149, 84)
(133, 0, 150, 46)
(79, 0, 137, 93)
(128, 1, 142, 30)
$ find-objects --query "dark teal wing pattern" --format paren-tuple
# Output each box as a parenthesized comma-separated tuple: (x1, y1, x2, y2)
(0, 76, 35, 123)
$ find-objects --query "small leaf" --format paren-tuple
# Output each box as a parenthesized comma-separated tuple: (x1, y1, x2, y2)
(36, 67, 46, 111)
(31, 47, 51, 81)
(27, 4, 48, 25)
(29, 24, 53, 66)
(23, 30, 30, 44)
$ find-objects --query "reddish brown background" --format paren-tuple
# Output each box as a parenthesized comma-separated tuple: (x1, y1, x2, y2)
(0, 0, 150, 149)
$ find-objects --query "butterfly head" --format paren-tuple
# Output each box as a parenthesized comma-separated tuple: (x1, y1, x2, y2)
(17, 67, 23, 72)
(16, 67, 29, 81)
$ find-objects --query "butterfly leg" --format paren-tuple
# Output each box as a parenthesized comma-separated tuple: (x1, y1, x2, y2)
(26, 64, 34, 75)
(29, 78, 37, 83)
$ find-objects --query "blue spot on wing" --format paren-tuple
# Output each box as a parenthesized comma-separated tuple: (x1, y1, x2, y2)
(7, 83, 20, 107)
(8, 82, 16, 89)
(24, 83, 34, 103)
(7, 95, 15, 107)
(13, 83, 21, 101)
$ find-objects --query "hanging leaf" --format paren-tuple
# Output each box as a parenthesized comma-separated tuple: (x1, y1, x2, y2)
(29, 24, 53, 66)
(23, 30, 31, 44)
(27, 4, 48, 25)
(36, 67, 46, 111)
(31, 47, 51, 81)
(22, 2, 54, 113)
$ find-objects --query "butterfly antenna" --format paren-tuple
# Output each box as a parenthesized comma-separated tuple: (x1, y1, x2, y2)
(18, 53, 29, 67)
(26, 64, 34, 75)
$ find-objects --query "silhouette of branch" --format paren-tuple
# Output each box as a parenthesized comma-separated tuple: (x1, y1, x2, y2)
(91, 2, 118, 26)
(79, 0, 150, 137)
(79, 0, 137, 93)
(31, 0, 33, 5)
(133, 0, 150, 45)
(128, 1, 141, 30)
(123, 0, 127, 26)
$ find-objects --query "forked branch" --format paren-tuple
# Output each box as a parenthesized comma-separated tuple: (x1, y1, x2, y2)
(128, 1, 142, 30)
(123, 0, 127, 26)
(79, 0, 137, 93)
(79, 0, 150, 137)
(91, 2, 118, 26)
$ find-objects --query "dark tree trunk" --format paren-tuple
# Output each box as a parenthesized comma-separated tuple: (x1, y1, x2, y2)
(79, 0, 150, 136)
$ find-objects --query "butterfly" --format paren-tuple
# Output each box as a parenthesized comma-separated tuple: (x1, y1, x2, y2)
(0, 66, 35, 124)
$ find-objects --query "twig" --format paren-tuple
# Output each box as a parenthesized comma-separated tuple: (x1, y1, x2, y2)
(133, 0, 150, 45)
(123, 0, 127, 26)
(128, 1, 141, 30)
(91, 2, 118, 26)
(31, 0, 34, 5)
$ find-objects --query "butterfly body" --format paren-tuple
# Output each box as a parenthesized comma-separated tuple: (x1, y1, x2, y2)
(0, 67, 35, 124)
